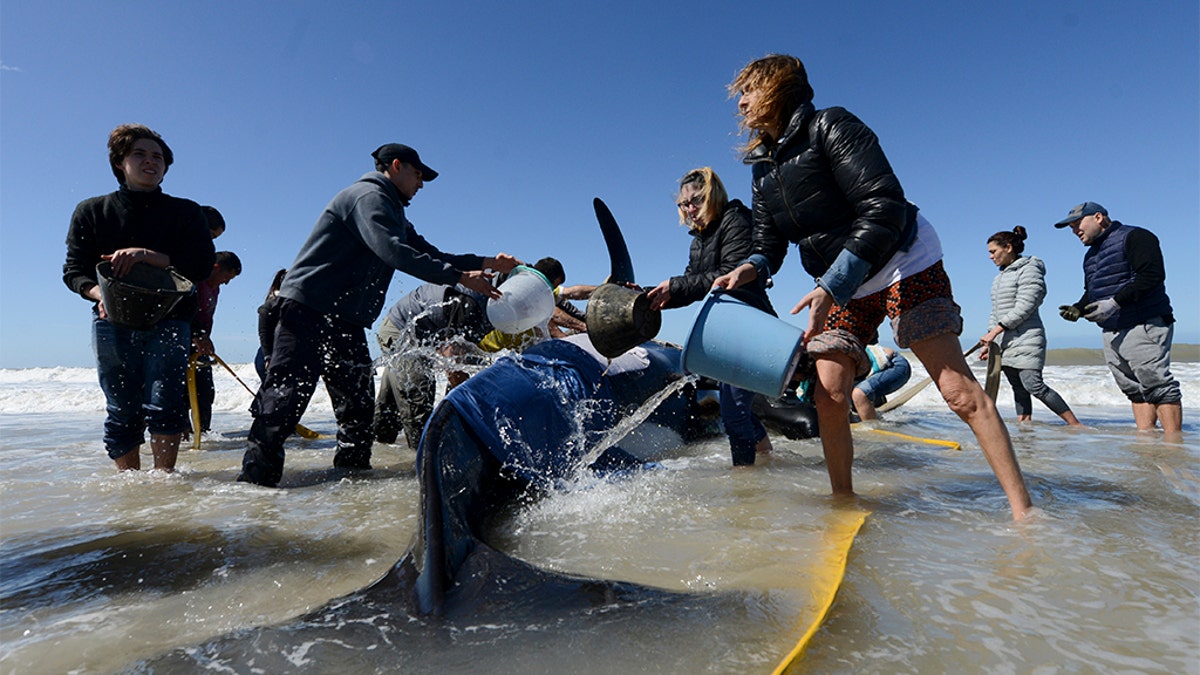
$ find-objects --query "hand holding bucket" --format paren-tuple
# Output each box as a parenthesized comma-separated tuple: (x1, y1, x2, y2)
(95, 261, 194, 330)
(585, 283, 662, 358)
(486, 265, 555, 334)
(681, 291, 805, 398)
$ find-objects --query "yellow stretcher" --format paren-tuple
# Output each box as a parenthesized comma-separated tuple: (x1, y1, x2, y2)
(770, 509, 869, 674)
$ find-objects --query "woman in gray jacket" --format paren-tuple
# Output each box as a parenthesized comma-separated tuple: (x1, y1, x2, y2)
(980, 227, 1083, 426)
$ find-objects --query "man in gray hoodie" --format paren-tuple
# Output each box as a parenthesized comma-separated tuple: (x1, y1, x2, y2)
(239, 144, 517, 487)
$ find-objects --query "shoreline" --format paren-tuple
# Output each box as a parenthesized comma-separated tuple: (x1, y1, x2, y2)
(2, 344, 1198, 373)
(1044, 343, 1198, 366)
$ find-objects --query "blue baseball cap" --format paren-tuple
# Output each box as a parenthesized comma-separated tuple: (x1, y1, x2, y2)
(1054, 201, 1107, 228)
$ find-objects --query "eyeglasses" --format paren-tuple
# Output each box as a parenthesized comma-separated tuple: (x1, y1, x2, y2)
(676, 194, 705, 210)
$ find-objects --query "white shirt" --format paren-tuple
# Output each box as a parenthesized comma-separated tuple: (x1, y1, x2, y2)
(853, 212, 944, 300)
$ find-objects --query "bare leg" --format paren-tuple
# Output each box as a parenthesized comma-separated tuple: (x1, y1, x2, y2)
(755, 434, 773, 455)
(1059, 409, 1084, 427)
(113, 447, 141, 471)
(1157, 402, 1182, 434)
(910, 334, 1033, 520)
(150, 433, 181, 472)
(813, 354, 857, 495)
(1132, 402, 1158, 431)
(851, 387, 878, 421)
(1017, 414, 1032, 423)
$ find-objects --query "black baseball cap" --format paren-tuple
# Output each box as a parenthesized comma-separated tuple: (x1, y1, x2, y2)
(371, 143, 438, 181)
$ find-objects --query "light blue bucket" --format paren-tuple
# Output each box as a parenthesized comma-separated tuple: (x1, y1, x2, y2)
(681, 292, 805, 398)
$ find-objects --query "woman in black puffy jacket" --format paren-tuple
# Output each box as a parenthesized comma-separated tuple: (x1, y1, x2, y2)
(713, 54, 1033, 520)
(647, 167, 775, 466)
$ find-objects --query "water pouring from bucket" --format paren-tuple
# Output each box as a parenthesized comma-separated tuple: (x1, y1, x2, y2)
(96, 261, 195, 331)
(486, 265, 556, 334)
(681, 291, 806, 398)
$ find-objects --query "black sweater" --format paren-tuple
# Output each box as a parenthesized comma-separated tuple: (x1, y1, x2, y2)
(63, 186, 215, 321)
(664, 199, 773, 313)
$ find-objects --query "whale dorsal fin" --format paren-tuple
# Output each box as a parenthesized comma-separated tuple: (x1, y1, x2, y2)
(593, 198, 635, 285)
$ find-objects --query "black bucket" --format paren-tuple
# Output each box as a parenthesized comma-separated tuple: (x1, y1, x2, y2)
(96, 261, 194, 330)
(585, 283, 661, 358)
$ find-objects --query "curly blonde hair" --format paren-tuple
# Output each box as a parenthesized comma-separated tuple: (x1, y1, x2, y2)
(728, 54, 814, 155)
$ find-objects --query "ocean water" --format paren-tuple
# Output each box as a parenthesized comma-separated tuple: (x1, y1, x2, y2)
(1, 353, 1197, 673)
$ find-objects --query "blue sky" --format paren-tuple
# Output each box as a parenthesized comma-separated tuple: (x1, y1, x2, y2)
(2, 1, 1196, 369)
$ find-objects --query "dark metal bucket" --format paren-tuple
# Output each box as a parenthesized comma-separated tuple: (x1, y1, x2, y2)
(96, 261, 194, 330)
(585, 283, 661, 358)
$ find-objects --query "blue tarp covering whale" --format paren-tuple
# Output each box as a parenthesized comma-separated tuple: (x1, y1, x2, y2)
(131, 199, 820, 669)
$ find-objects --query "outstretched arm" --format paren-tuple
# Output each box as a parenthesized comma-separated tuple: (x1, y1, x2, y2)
(711, 262, 759, 291)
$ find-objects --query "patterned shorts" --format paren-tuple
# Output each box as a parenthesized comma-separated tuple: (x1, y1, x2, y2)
(808, 261, 963, 376)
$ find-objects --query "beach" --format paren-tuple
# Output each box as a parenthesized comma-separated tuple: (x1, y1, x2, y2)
(1, 351, 1197, 673)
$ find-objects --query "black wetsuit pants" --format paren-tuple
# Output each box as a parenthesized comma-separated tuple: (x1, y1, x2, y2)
(239, 298, 374, 486)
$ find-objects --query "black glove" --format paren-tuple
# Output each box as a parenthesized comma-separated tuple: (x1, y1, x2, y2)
(1059, 304, 1081, 322)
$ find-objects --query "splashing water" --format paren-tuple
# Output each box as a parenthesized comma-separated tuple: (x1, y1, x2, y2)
(576, 373, 699, 471)
(474, 348, 698, 484)
(1, 361, 1198, 673)
(375, 332, 507, 394)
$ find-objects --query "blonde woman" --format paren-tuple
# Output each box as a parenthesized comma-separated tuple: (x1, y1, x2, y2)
(647, 168, 774, 465)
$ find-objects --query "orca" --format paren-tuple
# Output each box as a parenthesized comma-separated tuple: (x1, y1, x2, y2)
(134, 199, 820, 669)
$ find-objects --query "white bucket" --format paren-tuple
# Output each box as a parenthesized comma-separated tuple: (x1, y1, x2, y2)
(486, 265, 555, 333)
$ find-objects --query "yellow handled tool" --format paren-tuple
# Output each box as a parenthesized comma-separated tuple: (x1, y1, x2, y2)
(186, 352, 324, 448)
(187, 353, 203, 450)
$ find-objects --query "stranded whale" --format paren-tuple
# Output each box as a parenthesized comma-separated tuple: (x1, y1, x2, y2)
(134, 199, 824, 670)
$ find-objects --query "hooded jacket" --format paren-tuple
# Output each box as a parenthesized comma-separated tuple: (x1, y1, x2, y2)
(279, 172, 484, 328)
(988, 256, 1048, 370)
(744, 103, 912, 300)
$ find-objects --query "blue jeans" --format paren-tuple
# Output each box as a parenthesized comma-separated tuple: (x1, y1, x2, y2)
(855, 356, 912, 406)
(720, 383, 767, 466)
(93, 316, 191, 459)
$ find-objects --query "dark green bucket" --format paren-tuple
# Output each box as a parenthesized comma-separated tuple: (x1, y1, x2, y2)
(96, 261, 194, 330)
(585, 283, 661, 358)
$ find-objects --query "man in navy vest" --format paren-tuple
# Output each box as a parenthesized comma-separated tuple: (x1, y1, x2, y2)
(1055, 201, 1181, 434)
